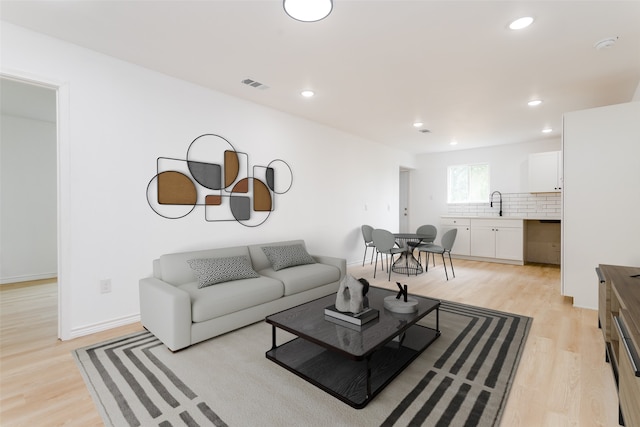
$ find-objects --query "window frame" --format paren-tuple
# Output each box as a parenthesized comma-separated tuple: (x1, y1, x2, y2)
(447, 163, 490, 204)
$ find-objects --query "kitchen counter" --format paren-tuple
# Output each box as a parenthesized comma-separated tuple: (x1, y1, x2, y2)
(442, 215, 561, 221)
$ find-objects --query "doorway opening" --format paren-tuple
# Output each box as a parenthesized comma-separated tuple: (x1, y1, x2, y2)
(1, 75, 60, 338)
(399, 168, 410, 232)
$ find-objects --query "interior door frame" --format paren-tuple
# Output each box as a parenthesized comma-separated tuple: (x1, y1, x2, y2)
(1, 69, 70, 340)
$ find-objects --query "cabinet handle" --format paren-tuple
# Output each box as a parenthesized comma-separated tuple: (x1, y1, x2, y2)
(614, 316, 640, 376)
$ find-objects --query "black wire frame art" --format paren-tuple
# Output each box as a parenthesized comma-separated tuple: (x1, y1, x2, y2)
(146, 134, 293, 227)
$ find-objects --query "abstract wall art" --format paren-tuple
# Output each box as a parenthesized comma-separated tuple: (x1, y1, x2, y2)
(146, 134, 293, 227)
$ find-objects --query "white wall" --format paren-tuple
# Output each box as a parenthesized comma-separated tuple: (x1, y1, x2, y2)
(409, 138, 561, 230)
(0, 114, 57, 282)
(1, 22, 415, 338)
(562, 101, 640, 309)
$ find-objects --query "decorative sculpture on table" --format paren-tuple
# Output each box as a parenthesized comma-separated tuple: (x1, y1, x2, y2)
(325, 275, 377, 327)
(335, 275, 370, 313)
(383, 282, 419, 313)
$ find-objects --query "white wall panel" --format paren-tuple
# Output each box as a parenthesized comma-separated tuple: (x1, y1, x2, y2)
(562, 102, 640, 309)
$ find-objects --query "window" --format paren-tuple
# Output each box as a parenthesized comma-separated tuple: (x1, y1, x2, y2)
(447, 163, 490, 203)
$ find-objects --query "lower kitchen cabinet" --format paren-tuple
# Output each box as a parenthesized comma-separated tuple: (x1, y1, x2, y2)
(441, 218, 470, 256)
(442, 217, 524, 264)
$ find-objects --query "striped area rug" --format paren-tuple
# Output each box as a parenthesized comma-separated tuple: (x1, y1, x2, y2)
(73, 300, 531, 427)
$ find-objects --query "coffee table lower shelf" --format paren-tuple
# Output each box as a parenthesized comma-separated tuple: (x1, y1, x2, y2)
(266, 324, 439, 409)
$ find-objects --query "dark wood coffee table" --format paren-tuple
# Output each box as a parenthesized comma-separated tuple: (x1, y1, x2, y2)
(265, 286, 440, 408)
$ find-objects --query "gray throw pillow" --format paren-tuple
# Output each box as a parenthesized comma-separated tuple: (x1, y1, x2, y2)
(261, 244, 316, 271)
(187, 255, 259, 288)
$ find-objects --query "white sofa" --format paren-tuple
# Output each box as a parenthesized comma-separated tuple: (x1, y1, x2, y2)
(139, 240, 346, 351)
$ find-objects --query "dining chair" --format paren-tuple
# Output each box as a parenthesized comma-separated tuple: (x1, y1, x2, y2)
(361, 225, 376, 266)
(409, 224, 437, 268)
(372, 229, 405, 281)
(416, 228, 458, 280)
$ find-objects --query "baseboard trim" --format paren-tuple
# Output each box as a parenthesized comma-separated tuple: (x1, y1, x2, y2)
(69, 313, 141, 340)
(0, 273, 57, 285)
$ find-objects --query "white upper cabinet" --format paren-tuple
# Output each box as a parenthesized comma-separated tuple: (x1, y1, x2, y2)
(528, 151, 562, 192)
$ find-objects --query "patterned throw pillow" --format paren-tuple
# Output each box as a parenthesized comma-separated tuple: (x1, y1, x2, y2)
(187, 256, 260, 288)
(261, 244, 316, 271)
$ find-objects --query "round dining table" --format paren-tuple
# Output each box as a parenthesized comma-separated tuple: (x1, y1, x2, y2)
(392, 233, 434, 275)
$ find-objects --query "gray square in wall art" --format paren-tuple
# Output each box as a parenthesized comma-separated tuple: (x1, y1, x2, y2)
(230, 196, 251, 221)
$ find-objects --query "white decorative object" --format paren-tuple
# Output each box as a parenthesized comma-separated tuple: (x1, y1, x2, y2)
(383, 283, 418, 313)
(384, 296, 418, 313)
(335, 274, 365, 314)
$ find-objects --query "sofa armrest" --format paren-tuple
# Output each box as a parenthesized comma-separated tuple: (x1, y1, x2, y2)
(139, 277, 192, 351)
(312, 255, 347, 280)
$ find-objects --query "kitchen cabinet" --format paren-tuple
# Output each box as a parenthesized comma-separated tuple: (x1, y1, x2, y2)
(441, 217, 523, 264)
(441, 218, 470, 256)
(597, 265, 640, 427)
(528, 151, 562, 192)
(470, 219, 523, 261)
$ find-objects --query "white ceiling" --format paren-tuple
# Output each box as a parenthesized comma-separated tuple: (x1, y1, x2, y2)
(1, 0, 639, 154)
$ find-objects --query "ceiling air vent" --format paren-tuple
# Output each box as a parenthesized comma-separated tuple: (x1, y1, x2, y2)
(241, 78, 269, 90)
(419, 129, 431, 134)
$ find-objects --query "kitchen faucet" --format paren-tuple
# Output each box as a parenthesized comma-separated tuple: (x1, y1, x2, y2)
(490, 191, 503, 216)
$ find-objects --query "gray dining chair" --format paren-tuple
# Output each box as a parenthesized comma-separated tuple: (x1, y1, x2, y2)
(410, 224, 437, 268)
(372, 229, 405, 281)
(361, 225, 376, 266)
(416, 228, 458, 280)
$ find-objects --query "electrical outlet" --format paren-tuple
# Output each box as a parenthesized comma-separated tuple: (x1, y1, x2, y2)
(100, 279, 112, 294)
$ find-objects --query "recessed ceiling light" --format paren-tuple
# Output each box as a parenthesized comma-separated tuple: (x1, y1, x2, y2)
(450, 140, 458, 146)
(301, 90, 315, 98)
(284, 0, 333, 22)
(528, 99, 542, 107)
(509, 16, 534, 30)
(413, 122, 423, 128)
(542, 128, 553, 133)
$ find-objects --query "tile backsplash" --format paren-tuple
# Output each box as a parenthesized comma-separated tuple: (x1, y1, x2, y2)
(447, 193, 561, 218)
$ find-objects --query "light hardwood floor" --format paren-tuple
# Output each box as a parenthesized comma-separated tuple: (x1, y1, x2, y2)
(1, 260, 620, 426)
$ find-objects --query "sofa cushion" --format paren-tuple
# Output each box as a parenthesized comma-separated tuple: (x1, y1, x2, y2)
(259, 263, 340, 296)
(248, 240, 307, 272)
(159, 245, 250, 285)
(179, 277, 284, 323)
(261, 244, 316, 271)
(187, 256, 259, 288)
